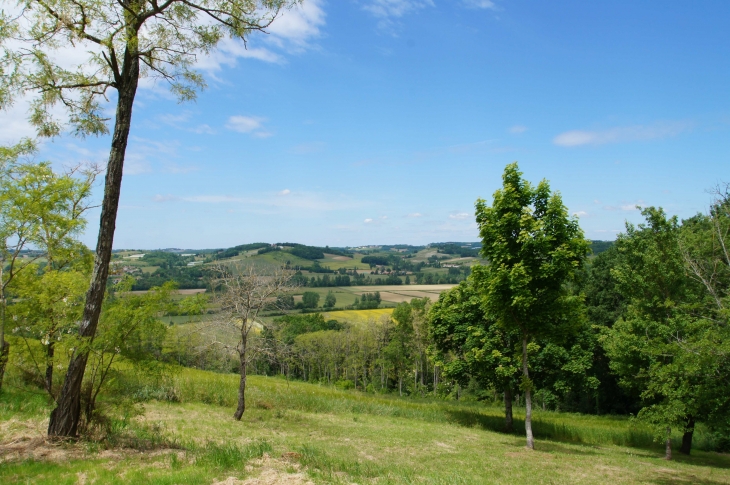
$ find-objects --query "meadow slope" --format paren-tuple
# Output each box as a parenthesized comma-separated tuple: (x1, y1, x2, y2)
(2, 370, 729, 484)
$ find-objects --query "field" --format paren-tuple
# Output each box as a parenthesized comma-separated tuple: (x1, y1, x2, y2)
(323, 308, 394, 325)
(291, 285, 456, 309)
(2, 369, 729, 484)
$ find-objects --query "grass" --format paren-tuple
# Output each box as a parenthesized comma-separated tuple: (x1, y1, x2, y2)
(3, 369, 730, 484)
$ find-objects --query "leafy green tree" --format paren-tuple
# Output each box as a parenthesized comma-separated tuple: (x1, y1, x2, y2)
(474, 162, 588, 449)
(0, 143, 95, 393)
(302, 291, 320, 309)
(324, 291, 336, 308)
(603, 202, 730, 456)
(2, 0, 299, 437)
(602, 207, 707, 458)
(386, 302, 415, 396)
(428, 273, 520, 430)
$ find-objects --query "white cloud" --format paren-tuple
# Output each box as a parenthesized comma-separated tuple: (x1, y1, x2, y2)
(509, 125, 527, 134)
(226, 116, 272, 138)
(572, 211, 588, 217)
(364, 218, 374, 223)
(463, 0, 498, 9)
(154, 194, 179, 203)
(407, 212, 422, 218)
(197, 0, 325, 71)
(268, 0, 326, 51)
(280, 189, 291, 195)
(193, 124, 215, 135)
(554, 121, 691, 147)
(449, 212, 471, 220)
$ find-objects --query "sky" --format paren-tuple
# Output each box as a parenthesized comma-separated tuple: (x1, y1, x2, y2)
(3, 0, 730, 249)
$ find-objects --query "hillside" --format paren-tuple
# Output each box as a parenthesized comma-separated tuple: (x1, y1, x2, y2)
(2, 369, 728, 484)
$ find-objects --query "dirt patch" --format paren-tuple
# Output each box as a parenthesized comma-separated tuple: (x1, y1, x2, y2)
(0, 436, 87, 463)
(212, 454, 314, 485)
(330, 256, 351, 261)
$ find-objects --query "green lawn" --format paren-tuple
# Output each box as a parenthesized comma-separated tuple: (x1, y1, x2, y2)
(2, 370, 729, 484)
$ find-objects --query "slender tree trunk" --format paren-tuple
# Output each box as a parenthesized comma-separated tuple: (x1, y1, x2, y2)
(504, 386, 514, 433)
(0, 293, 8, 394)
(522, 336, 535, 450)
(680, 416, 694, 455)
(234, 349, 247, 420)
(48, 50, 140, 438)
(665, 427, 672, 460)
(45, 341, 55, 397)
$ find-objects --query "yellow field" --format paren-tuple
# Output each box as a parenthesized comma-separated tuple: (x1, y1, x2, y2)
(323, 308, 394, 324)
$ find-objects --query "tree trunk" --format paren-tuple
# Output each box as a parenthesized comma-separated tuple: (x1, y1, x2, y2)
(0, 292, 7, 394)
(45, 341, 55, 398)
(48, 49, 140, 438)
(0, 339, 8, 395)
(665, 427, 672, 460)
(504, 386, 514, 433)
(680, 416, 695, 455)
(522, 336, 535, 450)
(233, 353, 247, 420)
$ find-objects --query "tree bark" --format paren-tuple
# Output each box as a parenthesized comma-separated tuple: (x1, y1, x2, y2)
(680, 416, 695, 455)
(522, 336, 535, 449)
(233, 351, 247, 420)
(665, 427, 672, 460)
(504, 386, 514, 433)
(0, 339, 8, 395)
(48, 48, 140, 438)
(0, 290, 7, 394)
(45, 341, 55, 398)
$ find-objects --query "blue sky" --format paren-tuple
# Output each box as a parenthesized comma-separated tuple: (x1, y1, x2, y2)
(6, 0, 730, 249)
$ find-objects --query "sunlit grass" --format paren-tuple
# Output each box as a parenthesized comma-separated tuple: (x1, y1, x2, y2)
(3, 367, 730, 484)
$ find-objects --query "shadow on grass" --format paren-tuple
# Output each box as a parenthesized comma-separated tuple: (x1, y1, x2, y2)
(648, 473, 730, 485)
(670, 451, 730, 470)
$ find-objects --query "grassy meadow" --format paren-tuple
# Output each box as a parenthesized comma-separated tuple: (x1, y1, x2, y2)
(2, 368, 730, 484)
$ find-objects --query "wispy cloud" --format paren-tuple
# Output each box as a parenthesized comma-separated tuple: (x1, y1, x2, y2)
(449, 212, 471, 220)
(509, 125, 527, 134)
(363, 0, 434, 32)
(463, 0, 498, 10)
(364, 218, 374, 223)
(225, 116, 272, 138)
(364, 0, 434, 18)
(572, 210, 588, 217)
(153, 190, 370, 213)
(554, 121, 691, 147)
(407, 212, 422, 218)
(197, 0, 325, 72)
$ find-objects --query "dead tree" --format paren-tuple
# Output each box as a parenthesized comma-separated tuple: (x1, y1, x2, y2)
(212, 263, 294, 420)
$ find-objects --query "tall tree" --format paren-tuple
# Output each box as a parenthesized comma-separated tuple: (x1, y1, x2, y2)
(1, 0, 299, 437)
(428, 273, 520, 431)
(604, 204, 730, 457)
(474, 162, 588, 449)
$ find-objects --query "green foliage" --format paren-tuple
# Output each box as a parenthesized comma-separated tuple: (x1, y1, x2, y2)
(603, 205, 730, 444)
(353, 292, 381, 309)
(272, 313, 342, 345)
(324, 291, 337, 308)
(474, 162, 589, 342)
(428, 276, 520, 394)
(301, 291, 320, 309)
